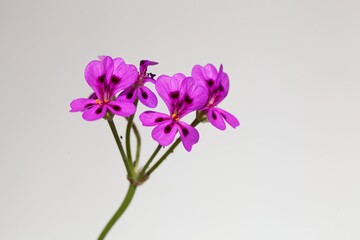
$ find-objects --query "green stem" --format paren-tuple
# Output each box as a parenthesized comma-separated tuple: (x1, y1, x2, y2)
(107, 119, 132, 176)
(139, 144, 162, 178)
(131, 122, 141, 169)
(125, 100, 138, 171)
(146, 118, 200, 176)
(97, 183, 137, 240)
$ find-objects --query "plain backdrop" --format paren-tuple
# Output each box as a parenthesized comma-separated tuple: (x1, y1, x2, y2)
(1, 0, 359, 239)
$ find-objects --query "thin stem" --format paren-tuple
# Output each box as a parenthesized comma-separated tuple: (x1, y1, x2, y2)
(139, 144, 162, 178)
(131, 122, 141, 168)
(97, 183, 137, 240)
(107, 119, 132, 176)
(146, 118, 200, 176)
(125, 100, 138, 170)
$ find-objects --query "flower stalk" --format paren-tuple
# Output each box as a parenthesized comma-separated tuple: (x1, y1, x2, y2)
(97, 183, 137, 240)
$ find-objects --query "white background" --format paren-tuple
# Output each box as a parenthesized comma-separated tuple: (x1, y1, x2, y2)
(1, 0, 359, 239)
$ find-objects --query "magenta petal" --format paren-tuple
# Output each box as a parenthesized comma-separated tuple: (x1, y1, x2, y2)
(102, 56, 114, 84)
(111, 60, 137, 96)
(152, 121, 178, 146)
(207, 108, 226, 130)
(108, 101, 136, 117)
(118, 87, 137, 103)
(156, 73, 186, 113)
(139, 111, 171, 126)
(177, 121, 200, 152)
(191, 65, 206, 83)
(84, 60, 104, 96)
(82, 105, 107, 121)
(140, 60, 158, 74)
(204, 64, 218, 80)
(178, 77, 208, 116)
(143, 77, 156, 84)
(138, 86, 158, 108)
(217, 108, 240, 128)
(70, 98, 96, 112)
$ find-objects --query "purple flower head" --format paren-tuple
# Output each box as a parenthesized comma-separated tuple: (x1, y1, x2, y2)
(192, 64, 240, 130)
(139, 73, 208, 151)
(70, 56, 138, 121)
(118, 60, 158, 108)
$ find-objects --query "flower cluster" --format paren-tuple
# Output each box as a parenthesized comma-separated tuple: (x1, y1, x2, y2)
(70, 55, 240, 239)
(70, 56, 239, 151)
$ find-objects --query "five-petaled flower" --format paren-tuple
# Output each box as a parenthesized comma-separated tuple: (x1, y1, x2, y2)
(118, 60, 158, 108)
(139, 74, 208, 151)
(70, 56, 138, 121)
(191, 64, 240, 130)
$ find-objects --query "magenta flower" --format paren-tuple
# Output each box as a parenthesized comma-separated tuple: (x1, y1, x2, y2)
(191, 64, 240, 130)
(118, 60, 158, 108)
(139, 73, 208, 151)
(70, 56, 138, 121)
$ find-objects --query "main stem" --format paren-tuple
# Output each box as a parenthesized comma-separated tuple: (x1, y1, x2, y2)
(98, 183, 137, 240)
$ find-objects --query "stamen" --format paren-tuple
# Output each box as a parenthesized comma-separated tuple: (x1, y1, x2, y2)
(171, 113, 179, 121)
(95, 99, 103, 105)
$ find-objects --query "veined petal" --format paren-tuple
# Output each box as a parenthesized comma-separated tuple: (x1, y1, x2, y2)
(213, 65, 230, 105)
(139, 111, 171, 126)
(152, 121, 178, 146)
(118, 87, 137, 103)
(70, 98, 97, 112)
(217, 108, 240, 128)
(84, 60, 104, 97)
(143, 77, 156, 84)
(207, 108, 226, 130)
(177, 121, 200, 152)
(178, 77, 208, 117)
(110, 60, 138, 96)
(156, 73, 186, 113)
(191, 64, 216, 94)
(138, 86, 158, 108)
(108, 101, 136, 117)
(82, 105, 107, 121)
(191, 65, 206, 83)
(102, 56, 114, 84)
(140, 60, 158, 74)
(204, 64, 218, 80)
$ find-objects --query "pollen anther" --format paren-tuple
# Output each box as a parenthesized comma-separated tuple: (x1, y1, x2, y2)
(171, 113, 179, 121)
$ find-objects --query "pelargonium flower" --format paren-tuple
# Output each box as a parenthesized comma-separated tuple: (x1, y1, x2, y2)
(118, 60, 158, 108)
(191, 64, 240, 130)
(70, 56, 138, 121)
(139, 73, 208, 151)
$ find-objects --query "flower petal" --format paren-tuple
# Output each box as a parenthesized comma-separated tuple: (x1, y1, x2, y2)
(138, 86, 158, 108)
(207, 108, 226, 130)
(70, 98, 96, 112)
(217, 108, 240, 128)
(82, 105, 107, 121)
(213, 65, 230, 105)
(152, 121, 178, 146)
(204, 64, 218, 80)
(84, 60, 104, 97)
(140, 60, 158, 74)
(102, 56, 114, 84)
(156, 73, 186, 113)
(111, 59, 138, 96)
(139, 111, 171, 126)
(178, 77, 208, 117)
(118, 86, 137, 103)
(177, 121, 200, 152)
(108, 101, 136, 117)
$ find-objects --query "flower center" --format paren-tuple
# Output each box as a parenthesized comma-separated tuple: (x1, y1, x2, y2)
(171, 113, 180, 121)
(96, 99, 109, 106)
